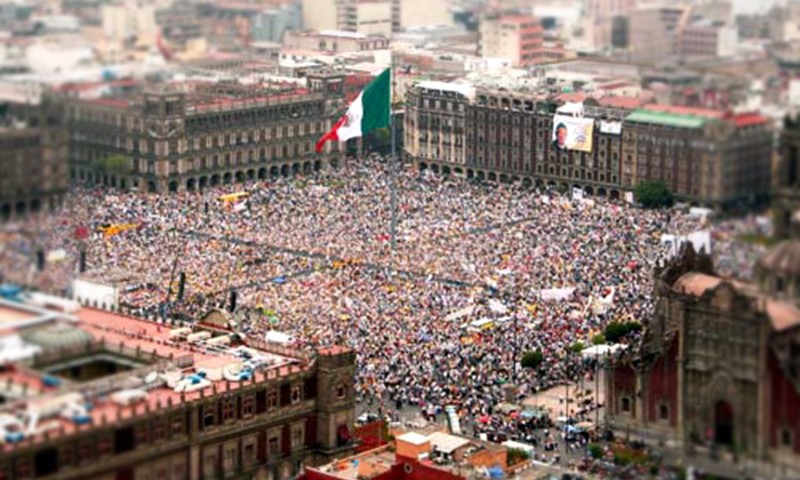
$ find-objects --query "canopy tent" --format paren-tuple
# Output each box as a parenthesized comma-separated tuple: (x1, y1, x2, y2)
(581, 344, 627, 359)
(445, 305, 475, 322)
(539, 287, 575, 302)
(264, 330, 294, 346)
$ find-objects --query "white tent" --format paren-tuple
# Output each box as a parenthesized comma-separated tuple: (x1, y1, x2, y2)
(581, 344, 627, 359)
(539, 287, 575, 302)
(488, 299, 508, 314)
(445, 305, 475, 322)
(264, 330, 295, 346)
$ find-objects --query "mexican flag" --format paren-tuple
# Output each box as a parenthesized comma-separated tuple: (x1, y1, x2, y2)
(316, 68, 391, 153)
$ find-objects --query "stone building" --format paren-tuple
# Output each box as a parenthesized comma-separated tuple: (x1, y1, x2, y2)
(605, 241, 800, 479)
(65, 71, 347, 194)
(622, 106, 772, 205)
(405, 81, 631, 199)
(0, 303, 356, 480)
(0, 99, 69, 222)
(404, 82, 773, 205)
(773, 114, 800, 239)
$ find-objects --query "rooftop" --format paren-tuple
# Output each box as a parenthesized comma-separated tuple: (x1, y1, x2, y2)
(0, 298, 64, 333)
(0, 300, 318, 452)
(671, 272, 800, 333)
(625, 109, 709, 128)
(396, 431, 428, 445)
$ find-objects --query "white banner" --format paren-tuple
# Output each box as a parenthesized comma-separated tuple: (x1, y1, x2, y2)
(592, 286, 616, 315)
(624, 191, 635, 205)
(599, 121, 622, 135)
(539, 287, 575, 302)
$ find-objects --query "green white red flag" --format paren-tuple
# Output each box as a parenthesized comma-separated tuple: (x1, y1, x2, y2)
(316, 68, 391, 153)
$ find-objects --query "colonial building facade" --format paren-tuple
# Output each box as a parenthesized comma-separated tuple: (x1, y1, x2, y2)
(404, 83, 773, 205)
(0, 99, 69, 221)
(606, 243, 800, 479)
(773, 114, 800, 239)
(65, 72, 347, 194)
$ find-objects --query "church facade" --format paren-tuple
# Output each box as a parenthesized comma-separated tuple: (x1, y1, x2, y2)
(606, 244, 800, 478)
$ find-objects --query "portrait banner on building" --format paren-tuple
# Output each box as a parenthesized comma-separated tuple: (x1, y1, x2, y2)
(551, 114, 594, 153)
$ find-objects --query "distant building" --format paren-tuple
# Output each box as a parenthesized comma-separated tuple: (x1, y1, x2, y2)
(283, 29, 390, 54)
(65, 72, 347, 194)
(769, 1, 800, 43)
(101, 0, 158, 44)
(0, 301, 356, 479)
(0, 99, 69, 222)
(301, 0, 341, 32)
(626, 5, 691, 63)
(680, 20, 738, 59)
(302, 0, 449, 34)
(155, 4, 204, 50)
(392, 0, 451, 31)
(349, 0, 393, 36)
(251, 2, 303, 43)
(301, 0, 392, 36)
(478, 13, 544, 68)
(0, 1, 33, 28)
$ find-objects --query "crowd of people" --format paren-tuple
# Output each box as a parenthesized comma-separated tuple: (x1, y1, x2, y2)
(0, 157, 768, 458)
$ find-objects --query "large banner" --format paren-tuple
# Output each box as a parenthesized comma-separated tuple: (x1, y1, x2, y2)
(552, 114, 594, 153)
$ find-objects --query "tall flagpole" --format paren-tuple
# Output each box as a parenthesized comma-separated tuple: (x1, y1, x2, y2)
(389, 55, 398, 257)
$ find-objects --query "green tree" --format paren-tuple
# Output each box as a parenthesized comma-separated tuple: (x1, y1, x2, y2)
(507, 447, 530, 466)
(571, 341, 585, 354)
(592, 333, 606, 345)
(634, 180, 673, 209)
(588, 444, 604, 459)
(604, 321, 642, 344)
(94, 154, 132, 176)
(521, 350, 544, 370)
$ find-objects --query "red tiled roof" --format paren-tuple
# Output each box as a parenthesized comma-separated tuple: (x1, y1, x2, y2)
(85, 98, 130, 108)
(555, 92, 587, 103)
(733, 112, 769, 128)
(56, 79, 138, 92)
(597, 81, 634, 91)
(598, 96, 652, 109)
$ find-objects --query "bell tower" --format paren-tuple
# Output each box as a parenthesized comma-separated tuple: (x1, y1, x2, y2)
(315, 346, 356, 456)
(773, 113, 800, 239)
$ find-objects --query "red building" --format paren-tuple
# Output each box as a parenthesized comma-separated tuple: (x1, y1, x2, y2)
(302, 430, 509, 480)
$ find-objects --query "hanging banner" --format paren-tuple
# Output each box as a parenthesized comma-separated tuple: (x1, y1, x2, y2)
(599, 121, 622, 135)
(552, 114, 594, 153)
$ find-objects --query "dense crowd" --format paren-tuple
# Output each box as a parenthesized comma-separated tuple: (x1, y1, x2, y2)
(0, 157, 767, 453)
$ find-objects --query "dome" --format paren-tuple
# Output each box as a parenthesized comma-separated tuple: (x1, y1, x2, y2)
(758, 240, 800, 277)
(22, 323, 94, 351)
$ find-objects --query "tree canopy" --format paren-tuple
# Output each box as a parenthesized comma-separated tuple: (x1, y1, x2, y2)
(634, 180, 673, 209)
(94, 154, 132, 176)
(521, 350, 544, 370)
(603, 321, 642, 344)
